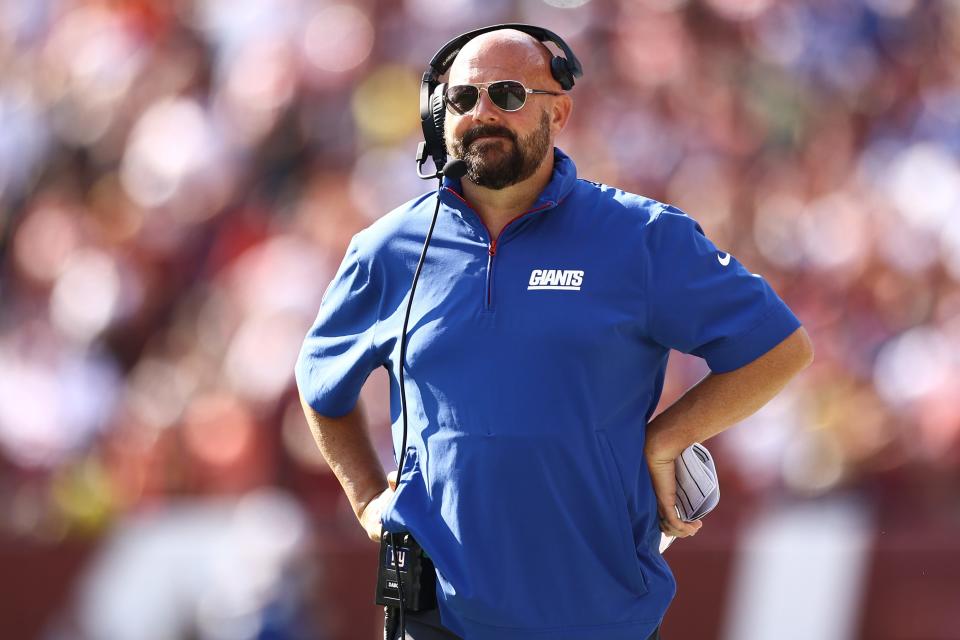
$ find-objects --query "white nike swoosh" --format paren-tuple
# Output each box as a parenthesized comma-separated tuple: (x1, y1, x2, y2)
(718, 253, 731, 266)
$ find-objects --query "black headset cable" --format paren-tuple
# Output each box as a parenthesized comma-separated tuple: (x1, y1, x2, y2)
(391, 159, 466, 639)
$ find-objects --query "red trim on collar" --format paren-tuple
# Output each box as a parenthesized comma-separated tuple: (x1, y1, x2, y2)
(443, 186, 563, 256)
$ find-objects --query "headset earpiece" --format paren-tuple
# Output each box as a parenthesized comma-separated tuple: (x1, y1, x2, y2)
(430, 83, 447, 167)
(550, 56, 575, 91)
(419, 75, 448, 173)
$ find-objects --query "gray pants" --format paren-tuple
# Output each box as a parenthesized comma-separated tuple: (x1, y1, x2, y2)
(385, 606, 461, 639)
(385, 607, 662, 640)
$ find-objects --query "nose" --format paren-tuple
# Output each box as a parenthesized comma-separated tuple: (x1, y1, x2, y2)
(471, 88, 501, 123)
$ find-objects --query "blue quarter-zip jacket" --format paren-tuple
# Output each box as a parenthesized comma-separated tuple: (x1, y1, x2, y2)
(296, 148, 801, 639)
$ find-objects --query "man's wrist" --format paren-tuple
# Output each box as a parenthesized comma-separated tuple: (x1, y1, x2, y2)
(644, 423, 690, 461)
(353, 481, 389, 521)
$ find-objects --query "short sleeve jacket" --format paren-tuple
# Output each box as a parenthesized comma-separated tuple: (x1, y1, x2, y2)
(295, 148, 801, 640)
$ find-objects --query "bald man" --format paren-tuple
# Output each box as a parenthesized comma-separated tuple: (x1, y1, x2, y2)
(296, 27, 813, 640)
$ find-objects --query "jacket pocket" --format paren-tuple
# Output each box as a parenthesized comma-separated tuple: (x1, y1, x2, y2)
(596, 430, 648, 595)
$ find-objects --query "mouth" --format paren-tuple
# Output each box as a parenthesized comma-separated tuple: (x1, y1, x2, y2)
(470, 135, 511, 146)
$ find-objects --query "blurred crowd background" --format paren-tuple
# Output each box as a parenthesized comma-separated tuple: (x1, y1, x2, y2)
(1, 0, 959, 638)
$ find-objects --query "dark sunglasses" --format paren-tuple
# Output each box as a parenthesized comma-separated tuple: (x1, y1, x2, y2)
(444, 80, 565, 115)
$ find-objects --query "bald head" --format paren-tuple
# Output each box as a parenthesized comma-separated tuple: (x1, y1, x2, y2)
(447, 29, 560, 90)
(441, 28, 574, 192)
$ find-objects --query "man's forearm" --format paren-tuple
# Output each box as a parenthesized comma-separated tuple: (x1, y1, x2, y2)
(646, 327, 814, 459)
(299, 396, 387, 520)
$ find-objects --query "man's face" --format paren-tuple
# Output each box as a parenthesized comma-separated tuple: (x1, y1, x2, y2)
(443, 44, 560, 190)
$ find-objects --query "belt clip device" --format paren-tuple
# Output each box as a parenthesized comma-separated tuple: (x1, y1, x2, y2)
(376, 529, 437, 611)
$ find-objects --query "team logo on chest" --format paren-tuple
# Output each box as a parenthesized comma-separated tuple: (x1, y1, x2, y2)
(527, 269, 584, 291)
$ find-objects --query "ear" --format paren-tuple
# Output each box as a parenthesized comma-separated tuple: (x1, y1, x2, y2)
(550, 94, 573, 135)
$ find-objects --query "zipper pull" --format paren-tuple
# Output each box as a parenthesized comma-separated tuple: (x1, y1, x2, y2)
(488, 239, 497, 256)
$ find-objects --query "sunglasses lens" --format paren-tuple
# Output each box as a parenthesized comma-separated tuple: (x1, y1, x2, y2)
(445, 85, 479, 114)
(488, 81, 526, 111)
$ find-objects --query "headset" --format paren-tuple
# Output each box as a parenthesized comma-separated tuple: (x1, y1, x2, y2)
(415, 23, 584, 178)
(381, 24, 583, 640)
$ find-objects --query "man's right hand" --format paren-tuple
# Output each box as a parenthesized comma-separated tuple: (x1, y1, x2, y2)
(358, 470, 398, 542)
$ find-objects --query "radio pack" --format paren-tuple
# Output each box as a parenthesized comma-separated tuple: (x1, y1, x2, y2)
(375, 529, 437, 611)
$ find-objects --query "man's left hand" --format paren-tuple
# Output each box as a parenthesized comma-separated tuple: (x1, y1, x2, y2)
(645, 449, 702, 538)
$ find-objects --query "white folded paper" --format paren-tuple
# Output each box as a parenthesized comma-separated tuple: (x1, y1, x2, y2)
(659, 442, 719, 553)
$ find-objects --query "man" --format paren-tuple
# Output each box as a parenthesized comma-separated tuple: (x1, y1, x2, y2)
(295, 28, 813, 640)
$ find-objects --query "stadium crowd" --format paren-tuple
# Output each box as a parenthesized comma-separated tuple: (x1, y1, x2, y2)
(1, 0, 958, 638)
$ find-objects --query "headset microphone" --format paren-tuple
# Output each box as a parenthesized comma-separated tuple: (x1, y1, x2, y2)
(419, 152, 468, 180)
(440, 159, 468, 180)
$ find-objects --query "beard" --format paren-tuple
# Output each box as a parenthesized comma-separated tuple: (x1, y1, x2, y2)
(447, 110, 552, 190)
